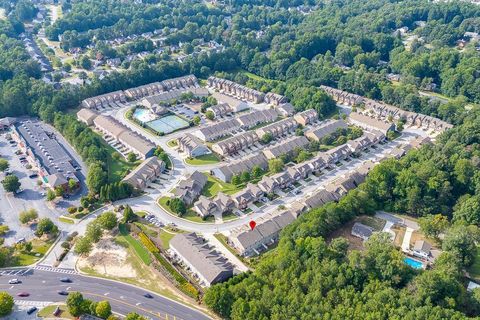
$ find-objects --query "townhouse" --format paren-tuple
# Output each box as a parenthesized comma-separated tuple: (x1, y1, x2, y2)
(304, 189, 340, 209)
(264, 92, 288, 106)
(325, 144, 353, 163)
(319, 85, 364, 106)
(255, 117, 298, 139)
(293, 109, 318, 126)
(77, 108, 99, 126)
(228, 210, 298, 256)
(207, 76, 265, 103)
(262, 136, 310, 160)
(81, 90, 126, 110)
(177, 133, 211, 158)
(206, 103, 232, 118)
(172, 171, 208, 205)
(236, 109, 279, 129)
(193, 118, 241, 142)
(169, 233, 233, 287)
(122, 157, 165, 190)
(192, 191, 236, 218)
(90, 114, 156, 159)
(231, 183, 264, 210)
(349, 112, 395, 136)
(211, 92, 249, 113)
(211, 131, 259, 157)
(125, 75, 198, 100)
(305, 119, 348, 142)
(211, 153, 269, 182)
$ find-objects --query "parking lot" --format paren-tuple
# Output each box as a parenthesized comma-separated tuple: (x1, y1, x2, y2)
(0, 133, 80, 245)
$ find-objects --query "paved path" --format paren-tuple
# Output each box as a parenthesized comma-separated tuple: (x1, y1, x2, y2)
(0, 268, 211, 320)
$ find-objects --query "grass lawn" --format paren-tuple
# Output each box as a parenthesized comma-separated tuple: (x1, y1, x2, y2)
(202, 174, 242, 197)
(96, 134, 139, 183)
(134, 222, 159, 238)
(118, 224, 152, 265)
(38, 304, 73, 319)
(11, 238, 55, 267)
(185, 153, 220, 165)
(135, 211, 148, 218)
(59, 216, 75, 224)
(358, 216, 386, 231)
(222, 212, 238, 222)
(469, 247, 480, 280)
(214, 233, 249, 265)
(167, 139, 178, 148)
(159, 229, 176, 249)
(158, 197, 215, 223)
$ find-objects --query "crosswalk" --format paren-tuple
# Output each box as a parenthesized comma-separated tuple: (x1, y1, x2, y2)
(0, 265, 77, 276)
(14, 300, 52, 307)
(33, 265, 77, 274)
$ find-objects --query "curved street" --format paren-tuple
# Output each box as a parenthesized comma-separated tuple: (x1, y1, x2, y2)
(0, 268, 211, 320)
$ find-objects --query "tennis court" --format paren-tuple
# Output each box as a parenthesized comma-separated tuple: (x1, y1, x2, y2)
(146, 115, 189, 134)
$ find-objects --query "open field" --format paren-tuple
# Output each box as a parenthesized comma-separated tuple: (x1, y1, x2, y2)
(96, 134, 139, 183)
(118, 224, 151, 265)
(10, 238, 55, 267)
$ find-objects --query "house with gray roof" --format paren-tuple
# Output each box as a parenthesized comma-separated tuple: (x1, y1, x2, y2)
(305, 119, 348, 142)
(173, 171, 208, 205)
(178, 133, 211, 158)
(193, 119, 240, 142)
(304, 189, 339, 209)
(122, 157, 165, 190)
(349, 112, 395, 135)
(211, 92, 248, 113)
(351, 222, 374, 241)
(169, 233, 233, 287)
(228, 210, 297, 256)
(294, 109, 318, 126)
(211, 153, 268, 182)
(255, 117, 297, 139)
(262, 136, 309, 160)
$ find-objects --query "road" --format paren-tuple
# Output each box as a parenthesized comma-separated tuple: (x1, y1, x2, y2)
(0, 268, 211, 320)
(113, 130, 421, 234)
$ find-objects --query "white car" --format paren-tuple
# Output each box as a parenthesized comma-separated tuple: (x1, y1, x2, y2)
(8, 279, 21, 284)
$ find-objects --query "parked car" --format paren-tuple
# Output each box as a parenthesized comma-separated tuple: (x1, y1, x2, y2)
(26, 306, 37, 315)
(29, 173, 38, 179)
(8, 279, 21, 284)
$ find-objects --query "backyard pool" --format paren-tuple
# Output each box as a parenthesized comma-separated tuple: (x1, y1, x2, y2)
(146, 115, 190, 134)
(133, 108, 157, 123)
(404, 257, 424, 269)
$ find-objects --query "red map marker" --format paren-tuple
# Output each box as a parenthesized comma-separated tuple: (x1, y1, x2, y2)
(249, 220, 256, 230)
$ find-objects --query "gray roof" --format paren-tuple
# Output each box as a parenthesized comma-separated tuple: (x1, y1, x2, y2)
(352, 222, 374, 238)
(413, 240, 432, 253)
(305, 119, 348, 141)
(170, 233, 233, 285)
(263, 136, 309, 159)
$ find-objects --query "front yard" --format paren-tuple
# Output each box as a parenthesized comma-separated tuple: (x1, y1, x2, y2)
(185, 153, 220, 165)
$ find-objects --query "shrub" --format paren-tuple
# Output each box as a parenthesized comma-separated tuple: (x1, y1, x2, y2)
(67, 207, 77, 214)
(138, 232, 159, 253)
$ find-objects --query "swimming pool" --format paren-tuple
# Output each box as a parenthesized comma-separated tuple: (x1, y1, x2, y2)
(146, 115, 190, 134)
(404, 257, 424, 269)
(133, 108, 157, 123)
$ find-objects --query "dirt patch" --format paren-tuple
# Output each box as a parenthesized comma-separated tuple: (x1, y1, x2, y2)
(391, 226, 406, 247)
(327, 219, 365, 251)
(78, 237, 137, 278)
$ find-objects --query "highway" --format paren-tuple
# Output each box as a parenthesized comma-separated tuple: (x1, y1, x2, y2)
(0, 268, 211, 320)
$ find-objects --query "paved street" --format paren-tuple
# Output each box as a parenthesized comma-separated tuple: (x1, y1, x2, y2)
(0, 268, 211, 320)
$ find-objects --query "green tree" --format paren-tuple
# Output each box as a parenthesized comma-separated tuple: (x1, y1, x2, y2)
(68, 178, 77, 190)
(261, 132, 273, 144)
(251, 166, 263, 178)
(123, 205, 136, 223)
(46, 189, 56, 201)
(74, 236, 93, 256)
(35, 218, 58, 237)
(453, 194, 480, 225)
(0, 292, 14, 316)
(0, 225, 9, 236)
(85, 222, 103, 242)
(19, 208, 38, 224)
(55, 186, 64, 197)
(2, 175, 20, 193)
(240, 171, 250, 183)
(231, 175, 241, 186)
(87, 162, 108, 194)
(296, 150, 311, 163)
(205, 110, 214, 120)
(169, 198, 186, 215)
(95, 300, 112, 319)
(443, 225, 480, 267)
(127, 152, 137, 163)
(192, 115, 201, 125)
(125, 313, 147, 320)
(418, 214, 449, 240)
(97, 212, 117, 230)
(268, 158, 284, 173)
(66, 292, 84, 317)
(0, 159, 9, 172)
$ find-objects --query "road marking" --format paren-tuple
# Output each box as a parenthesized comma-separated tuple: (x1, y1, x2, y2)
(120, 295, 124, 299)
(66, 286, 71, 290)
(9, 285, 14, 289)
(82, 291, 171, 320)
(104, 292, 110, 296)
(136, 302, 142, 306)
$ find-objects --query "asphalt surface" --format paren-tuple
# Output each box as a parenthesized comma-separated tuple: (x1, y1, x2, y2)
(0, 268, 211, 320)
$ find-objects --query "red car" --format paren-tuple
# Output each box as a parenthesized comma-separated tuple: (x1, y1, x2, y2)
(17, 292, 29, 297)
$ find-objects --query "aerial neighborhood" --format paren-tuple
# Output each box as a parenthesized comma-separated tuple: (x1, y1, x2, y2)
(0, 0, 479, 319)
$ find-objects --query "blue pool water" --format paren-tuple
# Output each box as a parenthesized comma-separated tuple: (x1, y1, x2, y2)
(133, 108, 157, 123)
(404, 257, 424, 269)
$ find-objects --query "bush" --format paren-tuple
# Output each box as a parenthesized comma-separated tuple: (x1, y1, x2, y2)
(67, 207, 77, 214)
(138, 232, 159, 253)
